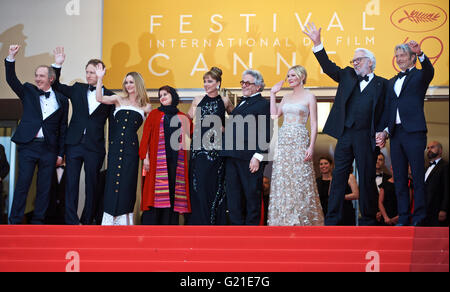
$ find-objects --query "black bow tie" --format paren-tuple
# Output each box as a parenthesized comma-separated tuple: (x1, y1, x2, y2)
(429, 161, 437, 167)
(240, 96, 251, 104)
(89, 85, 97, 92)
(376, 173, 383, 178)
(397, 70, 410, 79)
(56, 165, 65, 169)
(38, 90, 51, 98)
(357, 75, 369, 82)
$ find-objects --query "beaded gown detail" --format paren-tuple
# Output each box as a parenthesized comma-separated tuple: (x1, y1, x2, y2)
(188, 95, 227, 225)
(268, 102, 324, 226)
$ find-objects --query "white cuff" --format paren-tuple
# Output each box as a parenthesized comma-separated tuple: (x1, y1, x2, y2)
(52, 63, 62, 68)
(5, 57, 15, 62)
(313, 43, 324, 53)
(418, 53, 426, 63)
(253, 153, 264, 162)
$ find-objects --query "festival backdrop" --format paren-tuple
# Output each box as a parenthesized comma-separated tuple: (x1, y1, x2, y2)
(102, 0, 449, 89)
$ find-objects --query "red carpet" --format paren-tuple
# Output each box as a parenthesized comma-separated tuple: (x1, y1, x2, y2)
(0, 226, 447, 272)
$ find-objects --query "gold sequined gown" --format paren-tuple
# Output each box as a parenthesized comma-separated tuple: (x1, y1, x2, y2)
(268, 103, 324, 226)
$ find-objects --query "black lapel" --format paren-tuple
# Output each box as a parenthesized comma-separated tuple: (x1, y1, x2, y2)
(371, 75, 382, 112)
(32, 86, 44, 120)
(399, 67, 416, 96)
(426, 159, 443, 182)
(232, 94, 260, 114)
(82, 83, 91, 116)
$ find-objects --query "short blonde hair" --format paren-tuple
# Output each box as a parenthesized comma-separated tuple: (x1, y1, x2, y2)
(122, 72, 149, 107)
(288, 65, 307, 85)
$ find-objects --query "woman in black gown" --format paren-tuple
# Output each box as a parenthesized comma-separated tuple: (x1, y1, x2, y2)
(186, 67, 234, 225)
(94, 67, 152, 225)
(316, 157, 359, 225)
(378, 167, 399, 225)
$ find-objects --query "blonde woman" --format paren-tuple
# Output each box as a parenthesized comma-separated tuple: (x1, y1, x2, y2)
(95, 66, 152, 225)
(268, 65, 324, 226)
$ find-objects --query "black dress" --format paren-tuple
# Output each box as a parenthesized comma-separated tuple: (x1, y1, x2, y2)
(316, 177, 356, 225)
(187, 95, 227, 225)
(316, 177, 331, 217)
(102, 107, 143, 222)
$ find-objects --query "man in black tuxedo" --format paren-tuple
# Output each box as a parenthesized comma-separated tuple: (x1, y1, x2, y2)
(52, 47, 115, 225)
(221, 69, 272, 225)
(304, 23, 388, 226)
(0, 144, 10, 224)
(378, 41, 434, 226)
(424, 141, 448, 227)
(5, 45, 68, 224)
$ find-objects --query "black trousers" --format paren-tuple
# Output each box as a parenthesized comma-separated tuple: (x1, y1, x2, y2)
(9, 141, 57, 224)
(65, 143, 105, 225)
(225, 157, 263, 225)
(325, 127, 378, 226)
(390, 125, 427, 226)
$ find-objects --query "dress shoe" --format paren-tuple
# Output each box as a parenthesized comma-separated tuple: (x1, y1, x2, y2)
(412, 220, 426, 227)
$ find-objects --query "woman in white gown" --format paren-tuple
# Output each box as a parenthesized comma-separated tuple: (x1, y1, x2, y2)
(268, 65, 324, 226)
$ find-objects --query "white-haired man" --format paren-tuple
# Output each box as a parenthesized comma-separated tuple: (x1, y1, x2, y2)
(304, 23, 388, 226)
(221, 69, 272, 225)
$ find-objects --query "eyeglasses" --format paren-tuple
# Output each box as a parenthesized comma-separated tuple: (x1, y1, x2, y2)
(350, 57, 369, 65)
(240, 80, 256, 87)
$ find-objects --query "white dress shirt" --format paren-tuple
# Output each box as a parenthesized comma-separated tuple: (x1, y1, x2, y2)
(87, 87, 102, 115)
(36, 89, 60, 138)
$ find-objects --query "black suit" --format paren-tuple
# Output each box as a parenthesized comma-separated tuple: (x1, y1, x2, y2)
(52, 66, 114, 225)
(314, 48, 388, 226)
(221, 93, 272, 225)
(385, 55, 434, 226)
(425, 159, 449, 226)
(5, 59, 68, 224)
(0, 144, 10, 224)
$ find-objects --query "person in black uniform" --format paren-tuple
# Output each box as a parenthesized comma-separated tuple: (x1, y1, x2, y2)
(94, 66, 152, 225)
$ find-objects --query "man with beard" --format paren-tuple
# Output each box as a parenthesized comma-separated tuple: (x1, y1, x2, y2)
(303, 22, 388, 226)
(424, 141, 449, 226)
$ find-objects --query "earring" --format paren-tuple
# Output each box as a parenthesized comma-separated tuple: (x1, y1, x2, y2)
(216, 85, 220, 90)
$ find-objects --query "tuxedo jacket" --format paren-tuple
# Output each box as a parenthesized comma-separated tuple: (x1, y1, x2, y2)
(314, 48, 388, 150)
(425, 159, 449, 221)
(385, 55, 434, 135)
(0, 144, 9, 190)
(5, 60, 68, 157)
(221, 93, 272, 162)
(52, 66, 115, 154)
